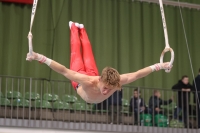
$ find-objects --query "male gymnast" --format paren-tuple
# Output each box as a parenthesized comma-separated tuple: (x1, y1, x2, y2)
(26, 21, 172, 103)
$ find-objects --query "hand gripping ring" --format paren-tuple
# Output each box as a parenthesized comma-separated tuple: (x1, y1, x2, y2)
(160, 47, 174, 73)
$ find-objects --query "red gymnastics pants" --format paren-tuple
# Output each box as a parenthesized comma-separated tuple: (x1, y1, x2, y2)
(70, 23, 99, 89)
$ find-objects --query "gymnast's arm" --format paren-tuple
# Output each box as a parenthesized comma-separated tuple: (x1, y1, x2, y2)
(120, 67, 152, 85)
(49, 60, 90, 83)
(26, 52, 90, 84)
(120, 62, 171, 85)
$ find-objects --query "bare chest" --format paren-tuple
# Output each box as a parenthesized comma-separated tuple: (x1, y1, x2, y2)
(77, 86, 112, 103)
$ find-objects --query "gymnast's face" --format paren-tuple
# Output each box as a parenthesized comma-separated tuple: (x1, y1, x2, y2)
(99, 81, 112, 95)
(101, 85, 112, 95)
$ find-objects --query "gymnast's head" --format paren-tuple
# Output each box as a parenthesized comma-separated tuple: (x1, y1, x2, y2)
(99, 67, 121, 95)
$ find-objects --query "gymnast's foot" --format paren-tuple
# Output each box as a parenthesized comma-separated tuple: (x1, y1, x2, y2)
(69, 21, 73, 29)
(75, 22, 79, 27)
(79, 24, 84, 28)
(69, 21, 79, 29)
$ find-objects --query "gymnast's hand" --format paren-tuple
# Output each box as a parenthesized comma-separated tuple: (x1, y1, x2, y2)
(161, 62, 173, 70)
(150, 62, 172, 72)
(26, 51, 38, 61)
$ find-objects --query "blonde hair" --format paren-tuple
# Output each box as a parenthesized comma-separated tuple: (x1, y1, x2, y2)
(100, 67, 121, 90)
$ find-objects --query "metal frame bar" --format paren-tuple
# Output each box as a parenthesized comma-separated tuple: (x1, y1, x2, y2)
(134, 0, 200, 10)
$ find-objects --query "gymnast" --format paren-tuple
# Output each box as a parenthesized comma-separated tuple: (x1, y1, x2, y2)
(26, 21, 172, 104)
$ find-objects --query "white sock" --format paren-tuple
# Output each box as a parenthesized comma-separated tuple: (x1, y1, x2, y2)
(69, 21, 73, 29)
(75, 22, 79, 27)
(79, 24, 84, 28)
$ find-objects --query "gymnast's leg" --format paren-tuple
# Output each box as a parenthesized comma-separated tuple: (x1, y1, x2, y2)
(69, 22, 86, 89)
(79, 24, 99, 76)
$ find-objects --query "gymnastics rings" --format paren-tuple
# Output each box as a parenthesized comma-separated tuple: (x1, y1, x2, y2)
(159, 0, 174, 73)
(27, 0, 38, 56)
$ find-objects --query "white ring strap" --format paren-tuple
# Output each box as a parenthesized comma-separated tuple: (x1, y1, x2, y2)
(159, 0, 174, 73)
(27, 0, 39, 55)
